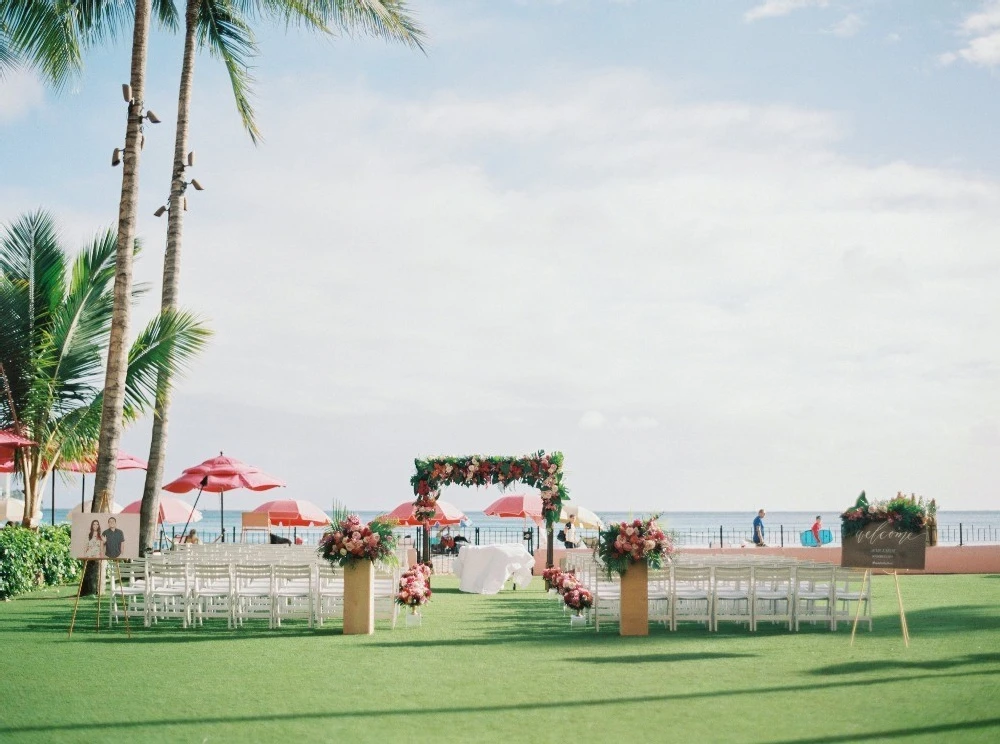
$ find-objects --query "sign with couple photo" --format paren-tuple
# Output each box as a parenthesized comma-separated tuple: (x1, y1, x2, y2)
(70, 513, 140, 561)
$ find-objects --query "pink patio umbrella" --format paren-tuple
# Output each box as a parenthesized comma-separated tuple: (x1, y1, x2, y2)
(383, 498, 468, 527)
(253, 499, 330, 528)
(122, 496, 202, 525)
(483, 493, 544, 523)
(0, 428, 36, 452)
(163, 452, 284, 541)
(61, 451, 148, 511)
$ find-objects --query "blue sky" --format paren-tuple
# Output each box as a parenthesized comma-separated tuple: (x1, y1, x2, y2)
(2, 0, 1000, 513)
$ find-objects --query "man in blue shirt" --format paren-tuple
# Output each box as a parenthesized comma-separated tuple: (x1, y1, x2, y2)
(752, 509, 767, 547)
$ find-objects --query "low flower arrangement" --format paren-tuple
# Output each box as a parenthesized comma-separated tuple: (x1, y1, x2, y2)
(542, 566, 562, 588)
(554, 570, 578, 595)
(841, 491, 929, 540)
(597, 515, 676, 578)
(396, 564, 432, 610)
(563, 585, 594, 615)
(318, 515, 398, 567)
(411, 451, 568, 524)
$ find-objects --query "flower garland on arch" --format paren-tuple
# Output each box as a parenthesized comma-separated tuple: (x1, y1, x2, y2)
(410, 451, 568, 525)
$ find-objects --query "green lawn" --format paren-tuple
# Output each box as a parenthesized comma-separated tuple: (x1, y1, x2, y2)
(1, 574, 999, 743)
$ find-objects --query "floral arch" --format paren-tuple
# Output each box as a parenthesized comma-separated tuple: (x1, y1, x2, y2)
(410, 450, 568, 567)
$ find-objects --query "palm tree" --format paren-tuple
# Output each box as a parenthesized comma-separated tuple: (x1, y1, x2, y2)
(0, 210, 211, 527)
(137, 0, 424, 552)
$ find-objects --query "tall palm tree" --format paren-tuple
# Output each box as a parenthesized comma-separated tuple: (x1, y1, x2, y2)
(137, 0, 424, 553)
(0, 210, 211, 526)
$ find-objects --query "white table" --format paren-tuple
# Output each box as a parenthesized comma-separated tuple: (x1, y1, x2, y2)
(453, 544, 535, 594)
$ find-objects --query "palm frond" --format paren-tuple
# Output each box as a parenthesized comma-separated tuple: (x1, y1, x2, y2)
(0, 0, 84, 89)
(308, 0, 425, 51)
(120, 309, 212, 420)
(198, 0, 262, 143)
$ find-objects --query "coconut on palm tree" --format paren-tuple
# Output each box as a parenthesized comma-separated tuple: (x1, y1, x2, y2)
(0, 210, 210, 527)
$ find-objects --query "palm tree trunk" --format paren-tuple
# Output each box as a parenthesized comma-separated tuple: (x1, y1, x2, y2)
(138, 0, 199, 557)
(83, 0, 152, 595)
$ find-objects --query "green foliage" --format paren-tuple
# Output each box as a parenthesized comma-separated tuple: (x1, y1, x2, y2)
(841, 492, 929, 539)
(411, 451, 568, 525)
(0, 524, 78, 599)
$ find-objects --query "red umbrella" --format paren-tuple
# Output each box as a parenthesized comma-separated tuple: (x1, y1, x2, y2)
(483, 493, 544, 522)
(163, 452, 284, 541)
(383, 498, 467, 527)
(0, 428, 36, 451)
(253, 499, 330, 527)
(122, 496, 202, 525)
(61, 451, 148, 473)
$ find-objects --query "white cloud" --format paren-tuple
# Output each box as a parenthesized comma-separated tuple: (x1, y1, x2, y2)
(885, 32, 901, 44)
(0, 71, 44, 122)
(829, 13, 863, 38)
(578, 411, 607, 430)
(744, 0, 828, 23)
(940, 1, 1000, 68)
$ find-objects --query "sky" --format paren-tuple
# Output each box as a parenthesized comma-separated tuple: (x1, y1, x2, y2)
(1, 0, 999, 513)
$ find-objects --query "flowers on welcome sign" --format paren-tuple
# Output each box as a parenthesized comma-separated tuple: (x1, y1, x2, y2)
(318, 515, 398, 568)
(411, 451, 568, 525)
(841, 491, 930, 539)
(597, 515, 676, 578)
(396, 564, 433, 610)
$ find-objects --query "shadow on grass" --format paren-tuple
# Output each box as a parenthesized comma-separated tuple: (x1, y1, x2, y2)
(2, 670, 998, 736)
(810, 652, 1000, 676)
(567, 652, 756, 664)
(769, 718, 1000, 743)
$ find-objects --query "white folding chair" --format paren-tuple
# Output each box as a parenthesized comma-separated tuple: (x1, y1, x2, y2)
(109, 558, 146, 626)
(794, 565, 835, 631)
(671, 565, 712, 631)
(273, 564, 313, 627)
(752, 565, 793, 631)
(648, 568, 671, 628)
(234, 563, 274, 627)
(146, 559, 190, 627)
(314, 563, 343, 628)
(712, 565, 752, 631)
(191, 563, 234, 628)
(833, 568, 872, 632)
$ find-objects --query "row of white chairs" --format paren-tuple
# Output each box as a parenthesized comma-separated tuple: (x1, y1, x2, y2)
(106, 557, 401, 630)
(557, 558, 872, 633)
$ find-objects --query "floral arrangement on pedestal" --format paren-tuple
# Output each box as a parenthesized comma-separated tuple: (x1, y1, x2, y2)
(318, 515, 398, 567)
(396, 564, 432, 612)
(563, 585, 594, 616)
(597, 515, 676, 578)
(841, 491, 929, 540)
(542, 566, 562, 590)
(411, 451, 567, 524)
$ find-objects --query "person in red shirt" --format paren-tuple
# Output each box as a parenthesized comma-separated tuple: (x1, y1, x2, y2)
(811, 516, 823, 546)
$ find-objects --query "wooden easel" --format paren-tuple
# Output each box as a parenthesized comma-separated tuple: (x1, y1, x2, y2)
(850, 569, 910, 647)
(68, 490, 133, 639)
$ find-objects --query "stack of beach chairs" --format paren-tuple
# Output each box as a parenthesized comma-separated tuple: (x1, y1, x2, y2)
(105, 544, 404, 631)
(555, 553, 872, 634)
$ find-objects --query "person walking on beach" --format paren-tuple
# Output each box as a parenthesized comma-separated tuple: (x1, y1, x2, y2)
(811, 516, 822, 546)
(752, 510, 767, 547)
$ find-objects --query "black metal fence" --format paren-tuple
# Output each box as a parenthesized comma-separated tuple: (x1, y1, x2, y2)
(160, 522, 1000, 551)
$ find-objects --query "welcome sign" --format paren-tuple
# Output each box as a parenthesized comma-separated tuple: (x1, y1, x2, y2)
(842, 521, 926, 570)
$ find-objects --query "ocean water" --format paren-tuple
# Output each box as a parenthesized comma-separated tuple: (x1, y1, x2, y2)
(42, 507, 1000, 546)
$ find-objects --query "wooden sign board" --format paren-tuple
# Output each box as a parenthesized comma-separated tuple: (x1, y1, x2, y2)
(841, 521, 926, 570)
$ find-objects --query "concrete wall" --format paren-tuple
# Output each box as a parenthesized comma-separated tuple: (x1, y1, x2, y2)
(534, 545, 1000, 575)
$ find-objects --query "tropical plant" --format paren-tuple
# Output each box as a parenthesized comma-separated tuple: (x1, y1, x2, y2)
(0, 210, 210, 527)
(138, 0, 425, 555)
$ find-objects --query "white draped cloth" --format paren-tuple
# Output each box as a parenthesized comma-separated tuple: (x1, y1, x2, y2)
(453, 544, 535, 594)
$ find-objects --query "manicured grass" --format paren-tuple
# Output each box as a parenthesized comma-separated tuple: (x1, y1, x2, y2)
(1, 574, 999, 743)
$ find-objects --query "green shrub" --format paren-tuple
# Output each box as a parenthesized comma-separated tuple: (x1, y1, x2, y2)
(0, 524, 80, 600)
